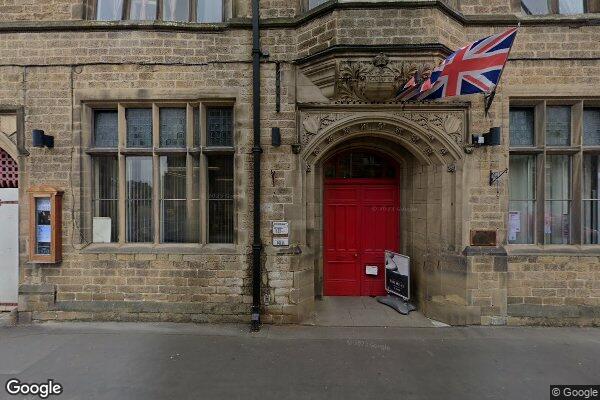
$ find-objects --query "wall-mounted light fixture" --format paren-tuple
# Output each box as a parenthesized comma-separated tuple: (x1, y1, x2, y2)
(472, 127, 501, 147)
(32, 129, 54, 149)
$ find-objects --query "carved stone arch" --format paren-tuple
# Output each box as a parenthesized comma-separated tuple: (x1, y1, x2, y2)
(0, 113, 19, 161)
(300, 111, 466, 167)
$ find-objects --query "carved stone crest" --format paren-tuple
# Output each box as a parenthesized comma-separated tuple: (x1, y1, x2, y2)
(335, 53, 432, 103)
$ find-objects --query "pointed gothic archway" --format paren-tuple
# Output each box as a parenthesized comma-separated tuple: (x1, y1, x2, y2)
(296, 107, 469, 321)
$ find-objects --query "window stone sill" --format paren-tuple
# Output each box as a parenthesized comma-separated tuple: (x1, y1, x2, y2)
(506, 244, 600, 256)
(80, 243, 239, 255)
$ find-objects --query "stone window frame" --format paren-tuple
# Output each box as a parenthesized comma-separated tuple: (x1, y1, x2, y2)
(83, 100, 236, 249)
(85, 0, 232, 22)
(508, 99, 600, 246)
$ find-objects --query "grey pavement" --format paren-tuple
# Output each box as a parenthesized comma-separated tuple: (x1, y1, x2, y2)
(0, 322, 599, 400)
(304, 296, 437, 327)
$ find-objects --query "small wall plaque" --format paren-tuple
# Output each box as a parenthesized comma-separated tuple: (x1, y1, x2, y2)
(470, 230, 497, 247)
(272, 221, 289, 235)
(273, 237, 289, 247)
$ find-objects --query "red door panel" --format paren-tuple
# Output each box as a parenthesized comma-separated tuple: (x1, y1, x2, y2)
(360, 186, 399, 296)
(324, 186, 360, 296)
(324, 182, 399, 296)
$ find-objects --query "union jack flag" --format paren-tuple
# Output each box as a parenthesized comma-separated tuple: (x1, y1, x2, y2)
(399, 27, 518, 101)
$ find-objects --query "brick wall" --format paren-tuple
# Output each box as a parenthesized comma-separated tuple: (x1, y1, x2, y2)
(0, 0, 82, 21)
(507, 256, 600, 326)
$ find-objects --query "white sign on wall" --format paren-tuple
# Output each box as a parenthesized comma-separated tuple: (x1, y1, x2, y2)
(273, 237, 289, 247)
(272, 221, 289, 235)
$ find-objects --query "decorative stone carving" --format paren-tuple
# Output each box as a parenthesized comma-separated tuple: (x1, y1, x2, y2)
(0, 114, 17, 145)
(298, 110, 467, 163)
(301, 112, 351, 144)
(397, 112, 465, 145)
(335, 53, 432, 103)
(447, 164, 456, 173)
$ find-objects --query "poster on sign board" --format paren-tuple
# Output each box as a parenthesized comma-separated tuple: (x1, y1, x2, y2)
(384, 251, 410, 300)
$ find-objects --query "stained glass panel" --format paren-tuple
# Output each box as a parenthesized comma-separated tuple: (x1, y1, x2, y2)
(126, 108, 153, 148)
(509, 108, 534, 147)
(584, 108, 600, 146)
(159, 108, 186, 148)
(546, 106, 571, 146)
(207, 107, 233, 147)
(94, 110, 118, 148)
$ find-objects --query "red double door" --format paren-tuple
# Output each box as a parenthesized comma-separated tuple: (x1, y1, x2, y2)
(324, 179, 399, 296)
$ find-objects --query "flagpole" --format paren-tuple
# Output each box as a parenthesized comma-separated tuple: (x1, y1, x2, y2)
(485, 24, 520, 116)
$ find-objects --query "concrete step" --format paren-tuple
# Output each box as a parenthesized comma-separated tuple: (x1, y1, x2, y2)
(0, 307, 17, 327)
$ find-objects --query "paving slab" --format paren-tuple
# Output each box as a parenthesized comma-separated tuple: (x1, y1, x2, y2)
(304, 296, 435, 327)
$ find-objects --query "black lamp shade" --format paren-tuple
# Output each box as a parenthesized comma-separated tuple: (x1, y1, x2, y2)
(487, 127, 501, 146)
(272, 127, 281, 147)
(32, 129, 54, 148)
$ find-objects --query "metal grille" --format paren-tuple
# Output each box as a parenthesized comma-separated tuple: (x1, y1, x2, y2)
(207, 107, 233, 147)
(126, 157, 154, 242)
(208, 155, 233, 243)
(0, 148, 18, 188)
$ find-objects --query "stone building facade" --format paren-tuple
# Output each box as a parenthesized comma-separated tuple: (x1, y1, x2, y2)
(0, 0, 599, 326)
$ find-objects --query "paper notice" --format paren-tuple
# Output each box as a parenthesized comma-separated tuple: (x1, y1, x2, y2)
(36, 225, 51, 243)
(508, 211, 520, 241)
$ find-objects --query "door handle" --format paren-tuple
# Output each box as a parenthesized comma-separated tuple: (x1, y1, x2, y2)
(354, 253, 358, 258)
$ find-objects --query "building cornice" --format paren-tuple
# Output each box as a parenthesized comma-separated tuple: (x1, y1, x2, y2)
(294, 43, 454, 65)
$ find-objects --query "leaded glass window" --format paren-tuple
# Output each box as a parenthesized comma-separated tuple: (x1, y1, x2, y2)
(508, 102, 594, 246)
(126, 108, 153, 148)
(509, 108, 535, 147)
(207, 107, 233, 147)
(93, 110, 118, 148)
(584, 108, 600, 146)
(160, 108, 186, 148)
(546, 106, 571, 146)
(89, 103, 234, 245)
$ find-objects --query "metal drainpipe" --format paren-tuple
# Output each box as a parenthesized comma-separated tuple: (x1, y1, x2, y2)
(251, 0, 263, 332)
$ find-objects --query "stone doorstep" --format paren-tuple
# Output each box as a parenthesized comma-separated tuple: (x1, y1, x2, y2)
(0, 307, 18, 327)
(0, 304, 18, 312)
